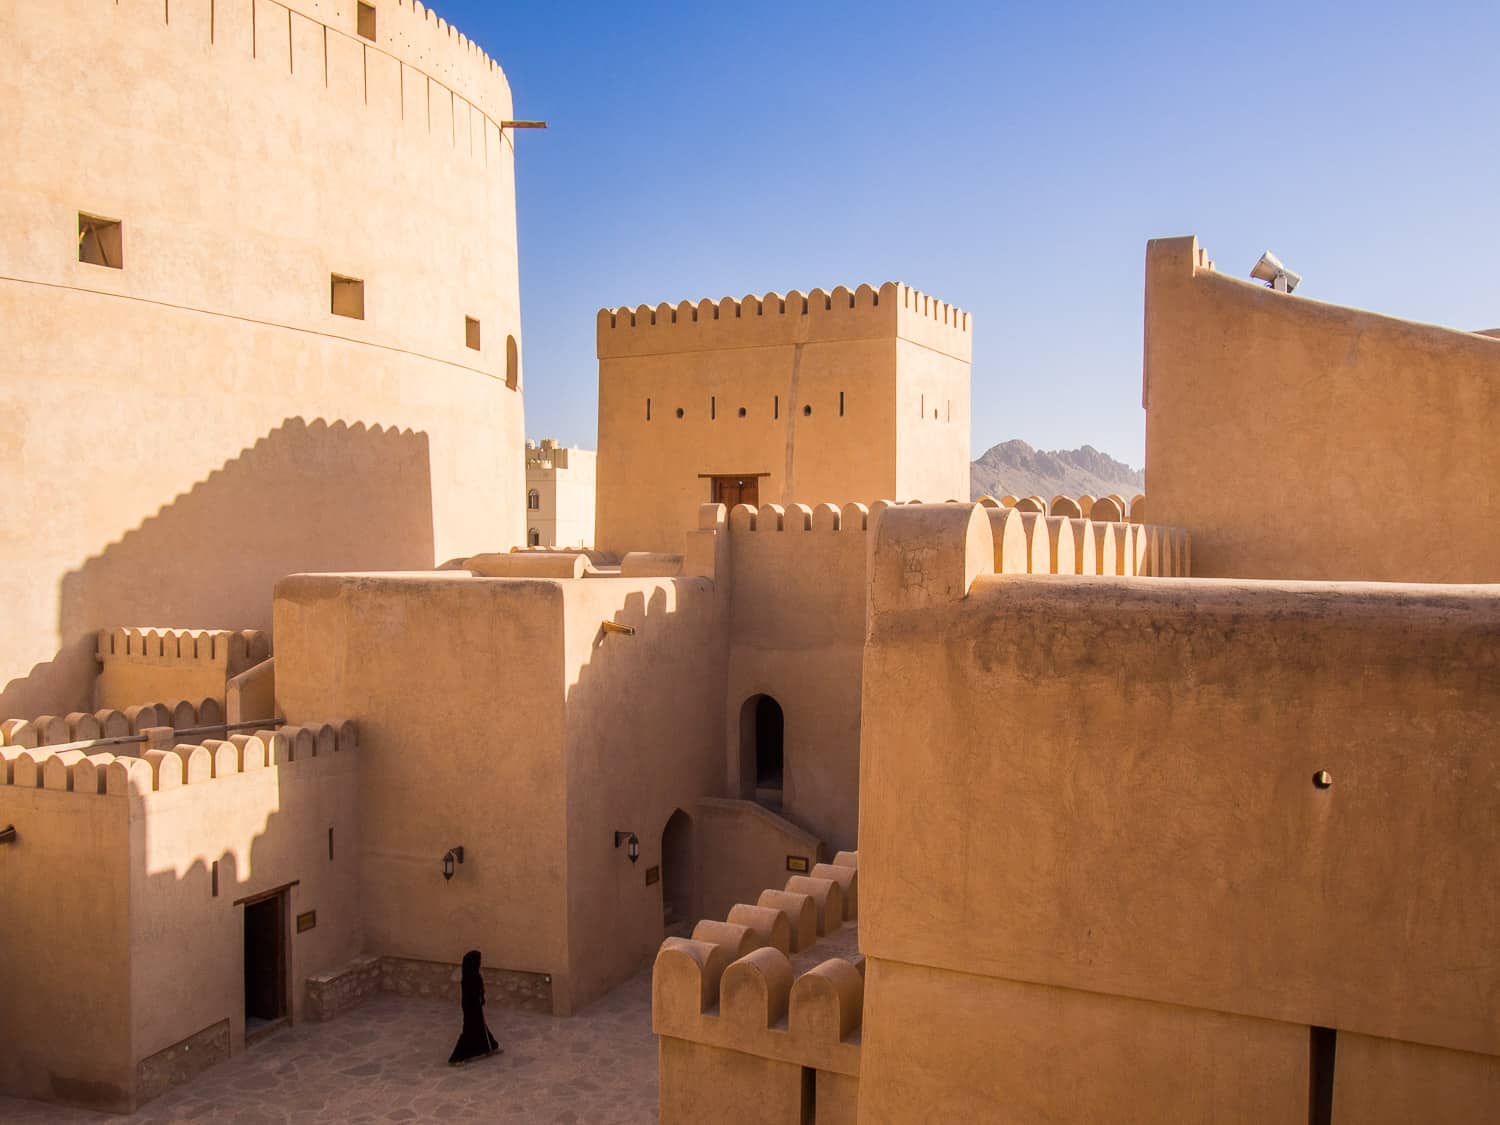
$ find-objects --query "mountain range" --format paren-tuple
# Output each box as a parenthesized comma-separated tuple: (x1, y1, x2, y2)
(970, 440, 1144, 503)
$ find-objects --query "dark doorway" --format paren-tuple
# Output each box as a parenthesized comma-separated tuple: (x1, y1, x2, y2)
(738, 694, 784, 809)
(711, 475, 760, 508)
(243, 892, 287, 1034)
(661, 809, 694, 931)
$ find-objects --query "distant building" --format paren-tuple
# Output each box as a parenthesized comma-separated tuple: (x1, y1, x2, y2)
(526, 439, 597, 548)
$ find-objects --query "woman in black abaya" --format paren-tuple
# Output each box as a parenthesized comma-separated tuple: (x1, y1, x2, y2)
(448, 949, 501, 1065)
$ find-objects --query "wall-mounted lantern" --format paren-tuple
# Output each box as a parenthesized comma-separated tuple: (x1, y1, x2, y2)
(613, 830, 640, 864)
(0, 825, 16, 845)
(442, 846, 465, 882)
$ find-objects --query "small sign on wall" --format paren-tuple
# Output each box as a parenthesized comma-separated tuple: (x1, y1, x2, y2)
(645, 865, 661, 886)
(296, 910, 317, 933)
(786, 855, 810, 873)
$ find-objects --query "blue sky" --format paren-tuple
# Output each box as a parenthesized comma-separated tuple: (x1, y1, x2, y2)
(443, 1, 1500, 467)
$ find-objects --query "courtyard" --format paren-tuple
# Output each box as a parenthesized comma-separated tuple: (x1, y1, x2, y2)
(0, 970, 658, 1124)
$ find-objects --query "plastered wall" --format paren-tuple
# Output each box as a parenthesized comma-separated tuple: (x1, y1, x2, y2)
(128, 732, 361, 1069)
(595, 285, 970, 555)
(273, 567, 727, 1015)
(0, 784, 132, 1110)
(0, 726, 359, 1112)
(1144, 235, 1500, 582)
(1, 0, 526, 718)
(724, 502, 871, 850)
(273, 573, 572, 1005)
(559, 575, 727, 1009)
(856, 503, 1500, 1121)
(695, 797, 824, 923)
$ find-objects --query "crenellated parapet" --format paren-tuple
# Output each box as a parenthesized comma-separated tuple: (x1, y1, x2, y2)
(726, 501, 873, 535)
(0, 698, 225, 750)
(597, 283, 970, 360)
(976, 502, 1191, 578)
(95, 628, 269, 713)
(100, 0, 514, 159)
(654, 852, 863, 1123)
(0, 721, 356, 798)
(97, 628, 269, 673)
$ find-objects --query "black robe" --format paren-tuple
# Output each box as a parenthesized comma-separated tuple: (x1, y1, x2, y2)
(448, 950, 500, 1064)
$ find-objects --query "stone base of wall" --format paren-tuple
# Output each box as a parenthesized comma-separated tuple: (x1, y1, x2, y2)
(306, 953, 383, 1021)
(134, 1018, 230, 1107)
(381, 955, 553, 1014)
(304, 955, 553, 1022)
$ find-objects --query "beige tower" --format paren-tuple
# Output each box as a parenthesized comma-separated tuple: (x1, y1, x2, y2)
(595, 283, 972, 554)
(0, 0, 528, 716)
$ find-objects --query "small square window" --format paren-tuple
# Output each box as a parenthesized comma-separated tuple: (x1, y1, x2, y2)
(465, 316, 481, 351)
(357, 2, 377, 41)
(78, 213, 122, 269)
(331, 274, 365, 320)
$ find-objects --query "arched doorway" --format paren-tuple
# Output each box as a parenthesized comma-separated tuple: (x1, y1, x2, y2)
(738, 694, 784, 809)
(660, 809, 694, 930)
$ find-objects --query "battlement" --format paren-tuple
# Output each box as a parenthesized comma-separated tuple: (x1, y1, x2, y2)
(719, 499, 1188, 576)
(726, 502, 873, 534)
(97, 628, 269, 673)
(102, 0, 514, 164)
(597, 283, 971, 359)
(0, 721, 356, 800)
(1, 698, 225, 750)
(95, 628, 269, 713)
(654, 852, 863, 1121)
(978, 503, 1190, 577)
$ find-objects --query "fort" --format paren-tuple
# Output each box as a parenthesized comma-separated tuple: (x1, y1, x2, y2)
(2, 2, 1498, 1123)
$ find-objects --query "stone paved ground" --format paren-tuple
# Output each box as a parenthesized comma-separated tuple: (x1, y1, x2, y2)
(0, 969, 657, 1124)
(2, 925, 861, 1123)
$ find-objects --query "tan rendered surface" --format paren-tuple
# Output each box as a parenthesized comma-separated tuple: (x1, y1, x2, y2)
(1, 0, 525, 718)
(1144, 235, 1500, 581)
(0, 726, 358, 1110)
(860, 960, 1307, 1123)
(273, 567, 726, 1015)
(861, 569, 1500, 1056)
(724, 502, 868, 849)
(595, 284, 969, 555)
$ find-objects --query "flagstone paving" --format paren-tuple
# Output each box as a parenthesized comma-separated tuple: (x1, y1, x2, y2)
(0, 968, 657, 1124)
(2, 924, 862, 1122)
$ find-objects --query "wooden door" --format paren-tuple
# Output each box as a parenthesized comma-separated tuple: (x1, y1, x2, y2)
(712, 476, 759, 508)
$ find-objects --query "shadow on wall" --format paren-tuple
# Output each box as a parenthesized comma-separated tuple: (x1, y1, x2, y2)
(0, 418, 436, 718)
(0, 744, 358, 1114)
(557, 577, 727, 1012)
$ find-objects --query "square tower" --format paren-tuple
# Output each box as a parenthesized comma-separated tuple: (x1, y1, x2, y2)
(595, 282, 972, 554)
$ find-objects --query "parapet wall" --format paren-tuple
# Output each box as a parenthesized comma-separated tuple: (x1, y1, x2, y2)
(116, 0, 513, 143)
(1, 697, 224, 750)
(0, 721, 355, 798)
(95, 628, 269, 711)
(654, 852, 863, 1124)
(598, 283, 970, 361)
(855, 501, 1500, 1119)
